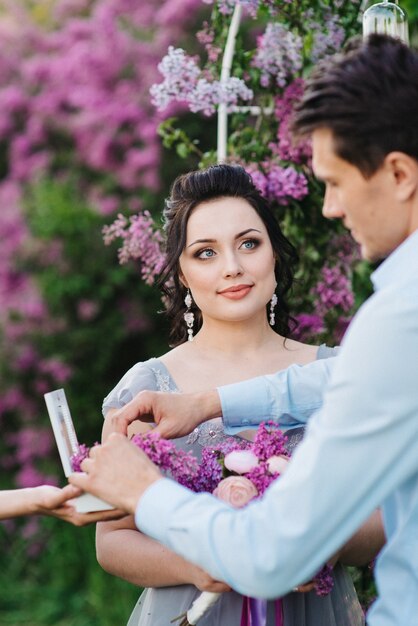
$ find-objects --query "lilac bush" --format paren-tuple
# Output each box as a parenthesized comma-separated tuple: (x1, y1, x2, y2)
(0, 0, 200, 498)
(111, 0, 370, 346)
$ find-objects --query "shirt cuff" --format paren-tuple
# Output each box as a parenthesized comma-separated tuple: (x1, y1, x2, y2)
(219, 377, 275, 434)
(135, 477, 194, 542)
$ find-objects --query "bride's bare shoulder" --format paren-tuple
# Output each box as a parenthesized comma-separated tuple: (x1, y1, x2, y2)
(282, 338, 321, 364)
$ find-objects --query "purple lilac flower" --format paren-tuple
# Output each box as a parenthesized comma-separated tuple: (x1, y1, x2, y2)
(292, 313, 325, 342)
(150, 46, 200, 110)
(304, 9, 345, 63)
(252, 421, 288, 461)
(151, 47, 252, 117)
(246, 462, 279, 496)
(244, 164, 268, 197)
(328, 233, 360, 268)
(312, 264, 355, 316)
(243, 162, 308, 205)
(272, 79, 312, 165)
(201, 0, 288, 17)
(253, 23, 302, 88)
(71, 443, 92, 472)
(266, 165, 308, 205)
(314, 564, 334, 596)
(131, 432, 199, 489)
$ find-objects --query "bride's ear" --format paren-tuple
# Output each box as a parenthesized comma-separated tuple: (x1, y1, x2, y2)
(178, 270, 189, 289)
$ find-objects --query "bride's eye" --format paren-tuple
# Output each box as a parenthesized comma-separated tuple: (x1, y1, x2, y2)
(196, 248, 216, 260)
(240, 238, 260, 251)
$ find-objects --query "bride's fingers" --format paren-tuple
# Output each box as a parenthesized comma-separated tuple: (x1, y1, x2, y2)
(293, 581, 315, 593)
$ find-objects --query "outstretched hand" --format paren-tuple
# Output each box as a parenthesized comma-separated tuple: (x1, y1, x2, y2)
(105, 389, 222, 439)
(34, 484, 126, 526)
(69, 433, 162, 514)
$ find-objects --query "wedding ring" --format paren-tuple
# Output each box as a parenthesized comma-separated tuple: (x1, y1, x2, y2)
(292, 586, 299, 592)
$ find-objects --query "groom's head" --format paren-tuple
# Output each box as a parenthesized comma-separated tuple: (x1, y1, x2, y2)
(293, 34, 418, 262)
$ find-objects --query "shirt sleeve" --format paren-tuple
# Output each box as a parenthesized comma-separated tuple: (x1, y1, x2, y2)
(135, 290, 418, 598)
(219, 357, 336, 434)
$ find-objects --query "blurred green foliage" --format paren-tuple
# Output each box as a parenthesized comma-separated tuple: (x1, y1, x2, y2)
(0, 520, 139, 625)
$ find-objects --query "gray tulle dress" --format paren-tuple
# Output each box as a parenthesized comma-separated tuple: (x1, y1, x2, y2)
(102, 346, 365, 626)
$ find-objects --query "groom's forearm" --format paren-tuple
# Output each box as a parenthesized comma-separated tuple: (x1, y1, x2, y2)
(219, 359, 335, 433)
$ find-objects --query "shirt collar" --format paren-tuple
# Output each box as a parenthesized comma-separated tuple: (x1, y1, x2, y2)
(371, 229, 418, 292)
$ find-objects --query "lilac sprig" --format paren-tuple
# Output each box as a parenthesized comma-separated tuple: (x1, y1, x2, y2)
(131, 431, 200, 490)
(252, 421, 288, 461)
(70, 443, 96, 472)
(245, 462, 279, 496)
(314, 564, 334, 596)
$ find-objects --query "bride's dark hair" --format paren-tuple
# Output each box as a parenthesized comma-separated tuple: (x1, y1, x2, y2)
(157, 164, 298, 346)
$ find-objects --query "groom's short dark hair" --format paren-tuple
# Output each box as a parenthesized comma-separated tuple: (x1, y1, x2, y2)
(292, 34, 418, 177)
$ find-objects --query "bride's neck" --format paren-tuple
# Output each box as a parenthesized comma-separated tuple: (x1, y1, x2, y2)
(192, 316, 283, 357)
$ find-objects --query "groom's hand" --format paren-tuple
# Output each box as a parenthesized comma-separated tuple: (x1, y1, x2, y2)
(106, 389, 222, 439)
(69, 433, 162, 514)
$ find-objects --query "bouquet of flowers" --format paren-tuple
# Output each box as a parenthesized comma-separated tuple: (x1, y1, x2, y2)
(71, 423, 333, 625)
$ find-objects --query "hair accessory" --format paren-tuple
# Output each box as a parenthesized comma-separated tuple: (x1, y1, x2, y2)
(184, 289, 194, 341)
(269, 293, 278, 326)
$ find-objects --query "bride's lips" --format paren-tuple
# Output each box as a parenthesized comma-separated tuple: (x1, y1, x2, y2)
(217, 284, 253, 300)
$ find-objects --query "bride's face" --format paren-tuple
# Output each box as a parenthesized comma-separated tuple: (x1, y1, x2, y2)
(179, 196, 277, 325)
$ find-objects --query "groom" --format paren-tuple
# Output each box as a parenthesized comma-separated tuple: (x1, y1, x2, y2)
(71, 35, 418, 625)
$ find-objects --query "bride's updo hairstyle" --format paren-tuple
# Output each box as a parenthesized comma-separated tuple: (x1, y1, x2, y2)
(158, 164, 298, 346)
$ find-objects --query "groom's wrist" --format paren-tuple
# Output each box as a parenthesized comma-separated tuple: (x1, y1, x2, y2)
(195, 390, 222, 422)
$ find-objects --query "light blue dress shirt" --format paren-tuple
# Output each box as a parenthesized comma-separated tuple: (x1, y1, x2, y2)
(136, 230, 418, 626)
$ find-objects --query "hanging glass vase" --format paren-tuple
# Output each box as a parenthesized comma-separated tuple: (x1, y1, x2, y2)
(363, 0, 409, 44)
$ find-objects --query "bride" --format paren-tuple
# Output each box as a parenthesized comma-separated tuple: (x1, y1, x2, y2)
(97, 164, 383, 625)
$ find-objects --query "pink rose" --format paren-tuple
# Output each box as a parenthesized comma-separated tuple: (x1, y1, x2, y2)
(267, 455, 289, 475)
(224, 450, 259, 474)
(213, 476, 258, 508)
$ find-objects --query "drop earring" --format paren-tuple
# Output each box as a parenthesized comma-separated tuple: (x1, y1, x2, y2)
(269, 293, 278, 326)
(184, 289, 194, 341)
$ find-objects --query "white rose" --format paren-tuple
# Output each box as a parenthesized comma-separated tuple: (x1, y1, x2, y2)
(224, 449, 259, 474)
(267, 455, 289, 475)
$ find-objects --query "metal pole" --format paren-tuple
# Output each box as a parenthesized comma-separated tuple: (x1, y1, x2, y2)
(217, 3, 242, 163)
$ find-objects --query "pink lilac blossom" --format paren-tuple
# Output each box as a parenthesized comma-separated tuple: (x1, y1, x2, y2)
(266, 164, 308, 205)
(243, 164, 268, 197)
(71, 443, 95, 473)
(252, 23, 303, 88)
(197, 22, 222, 63)
(77, 299, 99, 321)
(0, 0, 201, 205)
(0, 0, 201, 497)
(103, 212, 165, 285)
(243, 163, 308, 205)
(272, 79, 312, 165)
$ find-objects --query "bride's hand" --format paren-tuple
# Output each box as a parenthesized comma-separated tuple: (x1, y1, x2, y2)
(188, 562, 231, 593)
